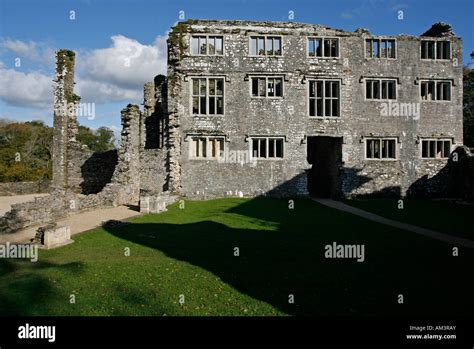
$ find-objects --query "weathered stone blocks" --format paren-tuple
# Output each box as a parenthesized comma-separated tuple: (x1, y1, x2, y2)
(35, 223, 73, 249)
(139, 192, 179, 214)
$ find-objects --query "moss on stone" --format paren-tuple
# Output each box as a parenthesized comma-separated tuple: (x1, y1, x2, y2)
(65, 50, 75, 60)
(56, 49, 76, 76)
(66, 92, 81, 103)
(169, 21, 191, 60)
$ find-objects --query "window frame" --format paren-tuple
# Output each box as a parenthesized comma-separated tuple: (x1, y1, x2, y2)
(249, 35, 283, 57)
(249, 76, 284, 98)
(419, 138, 452, 159)
(420, 40, 451, 61)
(307, 79, 341, 118)
(189, 135, 226, 160)
(364, 137, 398, 161)
(419, 80, 452, 102)
(248, 136, 285, 160)
(190, 77, 225, 116)
(364, 78, 398, 101)
(365, 38, 397, 59)
(190, 35, 224, 56)
(307, 37, 340, 59)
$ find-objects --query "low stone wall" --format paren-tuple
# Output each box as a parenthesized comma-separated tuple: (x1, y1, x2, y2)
(0, 52, 146, 236)
(35, 223, 74, 249)
(0, 181, 51, 196)
(139, 192, 178, 213)
(0, 183, 128, 235)
(0, 193, 67, 234)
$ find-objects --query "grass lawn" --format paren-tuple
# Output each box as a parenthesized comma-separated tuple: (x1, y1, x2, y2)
(344, 198, 472, 240)
(0, 197, 473, 316)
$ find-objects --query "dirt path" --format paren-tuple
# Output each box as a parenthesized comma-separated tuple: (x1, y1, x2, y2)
(0, 205, 141, 244)
(313, 198, 474, 250)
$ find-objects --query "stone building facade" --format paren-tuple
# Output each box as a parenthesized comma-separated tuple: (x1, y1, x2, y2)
(1, 20, 470, 236)
(164, 20, 464, 199)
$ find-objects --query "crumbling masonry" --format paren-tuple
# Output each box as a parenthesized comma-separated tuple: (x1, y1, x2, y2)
(0, 51, 139, 234)
(1, 20, 473, 236)
(163, 20, 471, 200)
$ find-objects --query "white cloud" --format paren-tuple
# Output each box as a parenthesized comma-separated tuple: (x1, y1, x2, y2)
(0, 38, 55, 66)
(2, 39, 35, 56)
(75, 78, 142, 104)
(340, 0, 407, 20)
(0, 34, 168, 108)
(78, 35, 167, 91)
(390, 3, 409, 11)
(0, 39, 56, 108)
(0, 65, 53, 108)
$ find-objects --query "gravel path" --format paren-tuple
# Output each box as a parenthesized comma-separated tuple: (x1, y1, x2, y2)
(0, 205, 141, 244)
(313, 198, 474, 250)
(0, 194, 49, 216)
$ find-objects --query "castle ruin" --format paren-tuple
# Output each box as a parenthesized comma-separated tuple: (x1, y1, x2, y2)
(1, 20, 473, 236)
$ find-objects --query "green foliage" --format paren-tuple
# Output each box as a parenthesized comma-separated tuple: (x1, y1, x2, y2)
(0, 120, 52, 182)
(65, 92, 81, 103)
(0, 120, 116, 182)
(65, 49, 75, 60)
(463, 67, 474, 147)
(76, 125, 116, 152)
(76, 126, 97, 150)
(169, 21, 190, 60)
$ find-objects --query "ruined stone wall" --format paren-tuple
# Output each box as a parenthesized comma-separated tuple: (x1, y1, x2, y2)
(140, 75, 168, 195)
(1, 21, 467, 235)
(1, 50, 129, 235)
(168, 20, 463, 198)
(0, 195, 67, 234)
(52, 50, 77, 192)
(0, 184, 126, 234)
(0, 181, 51, 196)
(111, 104, 142, 203)
(0, 105, 138, 235)
(80, 150, 118, 194)
(167, 37, 183, 195)
(140, 149, 167, 194)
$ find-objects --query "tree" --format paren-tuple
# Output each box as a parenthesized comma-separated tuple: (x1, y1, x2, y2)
(95, 127, 116, 152)
(76, 125, 115, 152)
(0, 120, 115, 183)
(76, 125, 97, 150)
(0, 120, 51, 182)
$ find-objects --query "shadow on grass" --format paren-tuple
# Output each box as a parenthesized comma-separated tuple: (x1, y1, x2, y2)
(103, 198, 474, 316)
(0, 259, 84, 315)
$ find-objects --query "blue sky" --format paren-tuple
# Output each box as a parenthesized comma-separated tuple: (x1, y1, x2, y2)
(0, 0, 473, 134)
